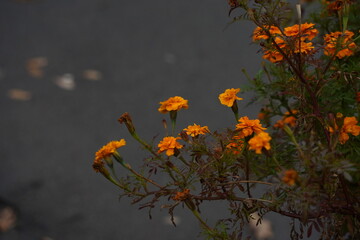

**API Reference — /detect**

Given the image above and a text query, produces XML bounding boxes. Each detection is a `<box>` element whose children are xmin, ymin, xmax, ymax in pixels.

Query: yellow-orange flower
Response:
<box><xmin>274</xmin><ymin>110</ymin><xmax>298</xmax><ymax>128</ymax></box>
<box><xmin>95</xmin><ymin>139</ymin><xmax>126</xmax><ymax>162</ymax></box>
<box><xmin>282</xmin><ymin>169</ymin><xmax>298</xmax><ymax>186</ymax></box>
<box><xmin>236</xmin><ymin>116</ymin><xmax>267</xmax><ymax>138</ymax></box>
<box><xmin>294</xmin><ymin>40</ymin><xmax>315</xmax><ymax>54</ymax></box>
<box><xmin>172</xmin><ymin>189</ymin><xmax>190</xmax><ymax>201</ymax></box>
<box><xmin>226</xmin><ymin>139</ymin><xmax>244</xmax><ymax>155</ymax></box>
<box><xmin>93</xmin><ymin>139</ymin><xmax>126</xmax><ymax>172</ymax></box>
<box><xmin>339</xmin><ymin>117</ymin><xmax>360</xmax><ymax>144</ymax></box>
<box><xmin>324</xmin><ymin>30</ymin><xmax>357</xmax><ymax>59</ymax></box>
<box><xmin>183</xmin><ymin>124</ymin><xmax>210</xmax><ymax>137</ymax></box>
<box><xmin>158</xmin><ymin>136</ymin><xmax>183</xmax><ymax>156</ymax></box>
<box><xmin>158</xmin><ymin>96</ymin><xmax>189</xmax><ymax>113</ymax></box>
<box><xmin>284</xmin><ymin>23</ymin><xmax>318</xmax><ymax>40</ymax></box>
<box><xmin>218</xmin><ymin>88</ymin><xmax>243</xmax><ymax>107</ymax></box>
<box><xmin>252</xmin><ymin>25</ymin><xmax>281</xmax><ymax>41</ymax></box>
<box><xmin>248</xmin><ymin>132</ymin><xmax>271</xmax><ymax>154</ymax></box>
<box><xmin>263</xmin><ymin>50</ymin><xmax>284</xmax><ymax>63</ymax></box>
<box><xmin>329</xmin><ymin>115</ymin><xmax>360</xmax><ymax>144</ymax></box>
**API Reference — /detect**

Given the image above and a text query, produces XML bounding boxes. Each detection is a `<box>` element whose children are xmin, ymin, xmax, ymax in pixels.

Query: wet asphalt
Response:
<box><xmin>0</xmin><ymin>0</ymin><xmax>284</xmax><ymax>239</ymax></box>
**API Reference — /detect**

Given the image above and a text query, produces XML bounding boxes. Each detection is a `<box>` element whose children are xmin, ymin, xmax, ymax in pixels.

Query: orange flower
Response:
<box><xmin>252</xmin><ymin>25</ymin><xmax>281</xmax><ymax>41</ymax></box>
<box><xmin>282</xmin><ymin>169</ymin><xmax>298</xmax><ymax>186</ymax></box>
<box><xmin>261</xmin><ymin>35</ymin><xmax>287</xmax><ymax>63</ymax></box>
<box><xmin>172</xmin><ymin>189</ymin><xmax>190</xmax><ymax>201</ymax></box>
<box><xmin>218</xmin><ymin>88</ymin><xmax>243</xmax><ymax>107</ymax></box>
<box><xmin>158</xmin><ymin>96</ymin><xmax>189</xmax><ymax>113</ymax></box>
<box><xmin>183</xmin><ymin>124</ymin><xmax>210</xmax><ymax>137</ymax></box>
<box><xmin>158</xmin><ymin>136</ymin><xmax>184</xmax><ymax>156</ymax></box>
<box><xmin>324</xmin><ymin>30</ymin><xmax>357</xmax><ymax>59</ymax></box>
<box><xmin>294</xmin><ymin>40</ymin><xmax>315</xmax><ymax>54</ymax></box>
<box><xmin>326</xmin><ymin>0</ymin><xmax>352</xmax><ymax>12</ymax></box>
<box><xmin>235</xmin><ymin>116</ymin><xmax>266</xmax><ymax>138</ymax></box>
<box><xmin>340</xmin><ymin>117</ymin><xmax>360</xmax><ymax>144</ymax></box>
<box><xmin>274</xmin><ymin>110</ymin><xmax>298</xmax><ymax>128</ymax></box>
<box><xmin>284</xmin><ymin>23</ymin><xmax>318</xmax><ymax>40</ymax></box>
<box><xmin>263</xmin><ymin>50</ymin><xmax>284</xmax><ymax>63</ymax></box>
<box><xmin>226</xmin><ymin>140</ymin><xmax>244</xmax><ymax>155</ymax></box>
<box><xmin>93</xmin><ymin>139</ymin><xmax>126</xmax><ymax>172</ymax></box>
<box><xmin>329</xmin><ymin>116</ymin><xmax>360</xmax><ymax>144</ymax></box>
<box><xmin>248</xmin><ymin>132</ymin><xmax>271</xmax><ymax>154</ymax></box>
<box><xmin>258</xmin><ymin>112</ymin><xmax>266</xmax><ymax>120</ymax></box>
<box><xmin>95</xmin><ymin>139</ymin><xmax>126</xmax><ymax>162</ymax></box>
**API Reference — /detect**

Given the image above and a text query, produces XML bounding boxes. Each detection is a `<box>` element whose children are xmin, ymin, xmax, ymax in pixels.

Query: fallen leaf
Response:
<box><xmin>26</xmin><ymin>57</ymin><xmax>48</xmax><ymax>78</ymax></box>
<box><xmin>0</xmin><ymin>207</ymin><xmax>17</xmax><ymax>232</ymax></box>
<box><xmin>83</xmin><ymin>69</ymin><xmax>102</xmax><ymax>81</ymax></box>
<box><xmin>7</xmin><ymin>89</ymin><xmax>32</xmax><ymax>101</ymax></box>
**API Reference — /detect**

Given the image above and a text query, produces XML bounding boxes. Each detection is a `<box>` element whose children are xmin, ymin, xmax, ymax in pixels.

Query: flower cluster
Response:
<box><xmin>234</xmin><ymin>116</ymin><xmax>271</xmax><ymax>154</ymax></box>
<box><xmin>324</xmin><ymin>30</ymin><xmax>357</xmax><ymax>59</ymax></box>
<box><xmin>92</xmin><ymin>1</ymin><xmax>360</xmax><ymax>238</ymax></box>
<box><xmin>253</xmin><ymin>23</ymin><xmax>318</xmax><ymax>63</ymax></box>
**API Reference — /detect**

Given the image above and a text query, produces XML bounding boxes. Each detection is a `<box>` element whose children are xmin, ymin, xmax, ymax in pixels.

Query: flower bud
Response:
<box><xmin>118</xmin><ymin>112</ymin><xmax>136</xmax><ymax>136</ymax></box>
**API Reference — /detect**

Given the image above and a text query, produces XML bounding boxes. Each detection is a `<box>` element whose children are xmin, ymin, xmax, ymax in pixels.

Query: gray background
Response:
<box><xmin>0</xmin><ymin>0</ymin><xmax>292</xmax><ymax>239</ymax></box>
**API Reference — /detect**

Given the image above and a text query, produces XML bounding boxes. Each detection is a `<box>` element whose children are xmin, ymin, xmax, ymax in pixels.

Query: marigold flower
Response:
<box><xmin>172</xmin><ymin>189</ymin><xmax>190</xmax><ymax>201</ymax></box>
<box><xmin>248</xmin><ymin>132</ymin><xmax>271</xmax><ymax>154</ymax></box>
<box><xmin>262</xmin><ymin>49</ymin><xmax>284</xmax><ymax>63</ymax></box>
<box><xmin>342</xmin><ymin>116</ymin><xmax>360</xmax><ymax>136</ymax></box>
<box><xmin>329</xmin><ymin>116</ymin><xmax>360</xmax><ymax>144</ymax></box>
<box><xmin>158</xmin><ymin>136</ymin><xmax>183</xmax><ymax>156</ymax></box>
<box><xmin>324</xmin><ymin>30</ymin><xmax>357</xmax><ymax>59</ymax></box>
<box><xmin>226</xmin><ymin>140</ymin><xmax>244</xmax><ymax>155</ymax></box>
<box><xmin>274</xmin><ymin>110</ymin><xmax>298</xmax><ymax>128</ymax></box>
<box><xmin>327</xmin><ymin>0</ymin><xmax>351</xmax><ymax>12</ymax></box>
<box><xmin>252</xmin><ymin>25</ymin><xmax>281</xmax><ymax>41</ymax></box>
<box><xmin>294</xmin><ymin>40</ymin><xmax>315</xmax><ymax>54</ymax></box>
<box><xmin>183</xmin><ymin>124</ymin><xmax>210</xmax><ymax>137</ymax></box>
<box><xmin>93</xmin><ymin>139</ymin><xmax>126</xmax><ymax>172</ymax></box>
<box><xmin>282</xmin><ymin>169</ymin><xmax>298</xmax><ymax>186</ymax></box>
<box><xmin>95</xmin><ymin>139</ymin><xmax>126</xmax><ymax>162</ymax></box>
<box><xmin>158</xmin><ymin>96</ymin><xmax>189</xmax><ymax>114</ymax></box>
<box><xmin>218</xmin><ymin>88</ymin><xmax>243</xmax><ymax>107</ymax></box>
<box><xmin>236</xmin><ymin>116</ymin><xmax>267</xmax><ymax>138</ymax></box>
<box><xmin>284</xmin><ymin>23</ymin><xmax>318</xmax><ymax>40</ymax></box>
